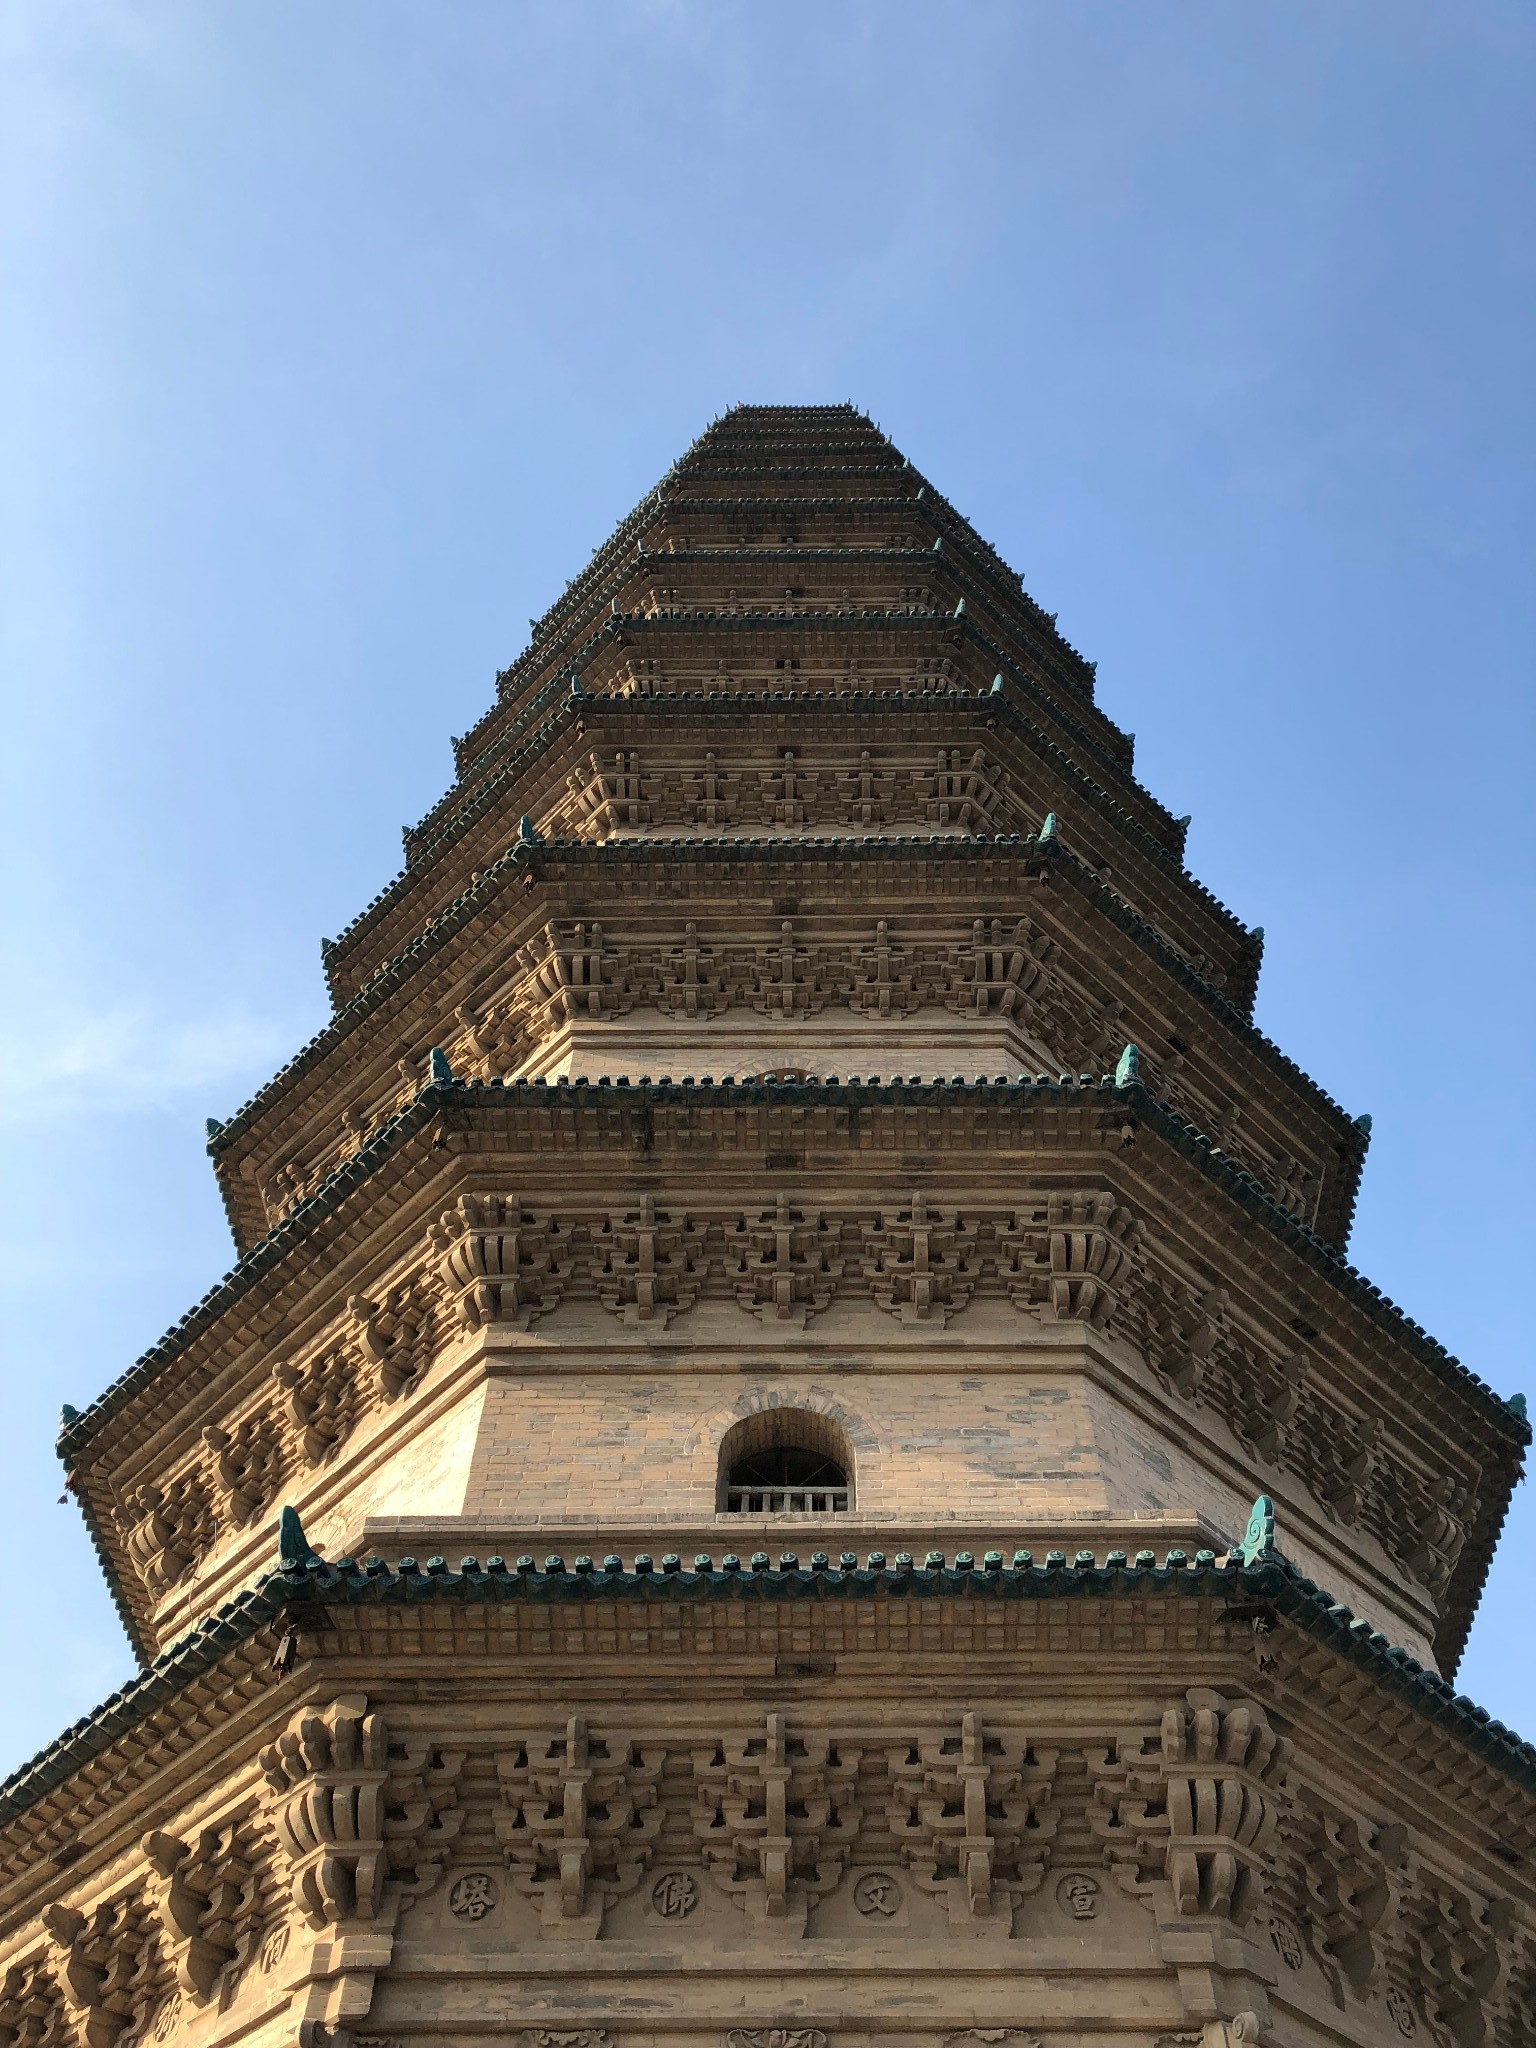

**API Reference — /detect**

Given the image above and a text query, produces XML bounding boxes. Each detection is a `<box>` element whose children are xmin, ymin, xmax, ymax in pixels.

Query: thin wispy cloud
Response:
<box><xmin>0</xmin><ymin>1002</ymin><xmax>298</xmax><ymax>1126</ymax></box>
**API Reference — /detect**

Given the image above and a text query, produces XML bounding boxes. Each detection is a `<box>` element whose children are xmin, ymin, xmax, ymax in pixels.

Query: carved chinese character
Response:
<box><xmin>447</xmin><ymin>1874</ymin><xmax>498</xmax><ymax>1921</ymax></box>
<box><xmin>1055</xmin><ymin>1873</ymin><xmax>1100</xmax><ymax>1920</ymax></box>
<box><xmin>853</xmin><ymin>1872</ymin><xmax>901</xmax><ymax>1917</ymax></box>
<box><xmin>1268</xmin><ymin>1913</ymin><xmax>1304</xmax><ymax>1971</ymax></box>
<box><xmin>1385</xmin><ymin>1986</ymin><xmax>1417</xmax><ymax>2036</ymax></box>
<box><xmin>650</xmin><ymin>1873</ymin><xmax>700</xmax><ymax>1919</ymax></box>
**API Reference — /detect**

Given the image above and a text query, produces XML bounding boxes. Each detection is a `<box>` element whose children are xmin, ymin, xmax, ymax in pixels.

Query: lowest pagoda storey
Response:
<box><xmin>5</xmin><ymin>409</ymin><xmax>1534</xmax><ymax>2048</ymax></box>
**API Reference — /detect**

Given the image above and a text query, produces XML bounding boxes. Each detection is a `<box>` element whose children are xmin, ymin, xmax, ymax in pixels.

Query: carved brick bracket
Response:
<box><xmin>887</xmin><ymin>1712</ymin><xmax>1058</xmax><ymax>1933</ymax></box>
<box><xmin>1130</xmin><ymin>1273</ymin><xmax>1228</xmax><ymax>1399</ymax></box>
<box><xmin>998</xmin><ymin>1190</ymin><xmax>1141</xmax><ymax>1330</ymax></box>
<box><xmin>694</xmin><ymin>1711</ymin><xmax>862</xmax><ymax>1932</ymax></box>
<box><xmin>273</xmin><ymin>1347</ymin><xmax>364</xmax><ymax>1467</ymax></box>
<box><xmin>200</xmin><ymin>1418</ymin><xmax>286</xmax><ymax>1527</ymax></box>
<box><xmin>944</xmin><ymin>916</ymin><xmax>1056</xmax><ymax>1019</ymax></box>
<box><xmin>1300</xmin><ymin>1802</ymin><xmax>1409</xmax><ymax>1998</ymax></box>
<box><xmin>590</xmin><ymin>1195</ymin><xmax>709</xmax><ymax>1327</ymax></box>
<box><xmin>260</xmin><ymin>1695</ymin><xmax>462</xmax><ymax>1932</ymax></box>
<box><xmin>730</xmin><ymin>1196</ymin><xmax>845</xmax><ymax>1329</ymax></box>
<box><xmin>496</xmin><ymin>1717</ymin><xmax>663</xmax><ymax>1937</ymax></box>
<box><xmin>749</xmin><ymin>922</ymin><xmax>827</xmax><ymax>1019</ymax></box>
<box><xmin>435</xmin><ymin>1194</ymin><xmax>570</xmax><ymax>1332</ymax></box>
<box><xmin>1091</xmin><ymin>1689</ymin><xmax>1288</xmax><ymax>1924</ymax></box>
<box><xmin>846</xmin><ymin>919</ymin><xmax>921</xmax><ymax>1017</ymax></box>
<box><xmin>0</xmin><ymin>1956</ymin><xmax>71</xmax><ymax>2048</ymax></box>
<box><xmin>140</xmin><ymin>1814</ymin><xmax>275</xmax><ymax>2005</ymax></box>
<box><xmin>261</xmin><ymin>1697</ymin><xmax>390</xmax><ymax>1929</ymax></box>
<box><xmin>860</xmin><ymin>1194</ymin><xmax>979</xmax><ymax>1326</ymax></box>
<box><xmin>1406</xmin><ymin>1875</ymin><xmax>1516</xmax><ymax>2048</ymax></box>
<box><xmin>659</xmin><ymin>922</ymin><xmax>729</xmax><ymax>1018</ymax></box>
<box><xmin>349</xmin><ymin>1275</ymin><xmax>444</xmax><ymax>1400</ymax></box>
<box><xmin>41</xmin><ymin>1896</ymin><xmax>172</xmax><ymax>2048</ymax></box>
<box><xmin>1235</xmin><ymin>1349</ymin><xmax>1307</xmax><ymax>1463</ymax></box>
<box><xmin>115</xmin><ymin>1484</ymin><xmax>207</xmax><ymax>1600</ymax></box>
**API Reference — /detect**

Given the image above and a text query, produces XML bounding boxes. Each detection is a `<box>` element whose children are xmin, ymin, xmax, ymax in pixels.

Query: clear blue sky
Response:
<box><xmin>1</xmin><ymin>2</ymin><xmax>1531</xmax><ymax>1776</ymax></box>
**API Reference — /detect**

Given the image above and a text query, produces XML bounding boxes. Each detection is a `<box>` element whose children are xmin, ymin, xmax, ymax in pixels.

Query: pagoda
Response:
<box><xmin>3</xmin><ymin>405</ymin><xmax>1532</xmax><ymax>2048</ymax></box>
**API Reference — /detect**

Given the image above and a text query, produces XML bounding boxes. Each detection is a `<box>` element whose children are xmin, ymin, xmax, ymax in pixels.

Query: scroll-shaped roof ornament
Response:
<box><xmin>1235</xmin><ymin>1494</ymin><xmax>1277</xmax><ymax>1567</ymax></box>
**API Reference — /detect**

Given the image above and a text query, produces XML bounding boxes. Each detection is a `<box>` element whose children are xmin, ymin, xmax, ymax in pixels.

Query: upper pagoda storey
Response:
<box><xmin>215</xmin><ymin>407</ymin><xmax>1360</xmax><ymax>1253</ymax></box>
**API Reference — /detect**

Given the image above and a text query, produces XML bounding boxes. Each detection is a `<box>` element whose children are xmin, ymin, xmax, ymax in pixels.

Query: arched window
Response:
<box><xmin>718</xmin><ymin>1410</ymin><xmax>852</xmax><ymax>1514</ymax></box>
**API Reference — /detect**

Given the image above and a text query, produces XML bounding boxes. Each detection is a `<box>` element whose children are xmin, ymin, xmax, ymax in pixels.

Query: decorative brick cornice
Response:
<box><xmin>4</xmin><ymin>1541</ymin><xmax>1535</xmax><ymax>1863</ymax></box>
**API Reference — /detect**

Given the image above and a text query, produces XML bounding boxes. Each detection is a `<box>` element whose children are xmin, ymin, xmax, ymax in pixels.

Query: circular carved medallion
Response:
<box><xmin>651</xmin><ymin>1872</ymin><xmax>700</xmax><ymax>1918</ymax></box>
<box><xmin>853</xmin><ymin>1871</ymin><xmax>902</xmax><ymax>1916</ymax></box>
<box><xmin>448</xmin><ymin>1872</ymin><xmax>499</xmax><ymax>1920</ymax></box>
<box><xmin>1055</xmin><ymin>1872</ymin><xmax>1100</xmax><ymax>1920</ymax></box>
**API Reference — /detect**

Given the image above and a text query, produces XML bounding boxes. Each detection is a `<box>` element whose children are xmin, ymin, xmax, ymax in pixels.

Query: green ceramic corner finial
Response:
<box><xmin>59</xmin><ymin>1403</ymin><xmax>80</xmax><ymax>1428</ymax></box>
<box><xmin>427</xmin><ymin>1047</ymin><xmax>454</xmax><ymax>1087</ymax></box>
<box><xmin>517</xmin><ymin>813</ymin><xmax>540</xmax><ymax>846</ymax></box>
<box><xmin>1508</xmin><ymin>1392</ymin><xmax>1528</xmax><ymax>1422</ymax></box>
<box><xmin>991</xmin><ymin>674</ymin><xmax>1005</xmax><ymax>694</ymax></box>
<box><xmin>204</xmin><ymin>1117</ymin><xmax>223</xmax><ymax>1141</ymax></box>
<box><xmin>953</xmin><ymin>598</ymin><xmax>966</xmax><ymax>619</ymax></box>
<box><xmin>1114</xmin><ymin>1044</ymin><xmax>1140</xmax><ymax>1087</ymax></box>
<box><xmin>1236</xmin><ymin>1495</ymin><xmax>1276</xmax><ymax>1566</ymax></box>
<box><xmin>278</xmin><ymin>1505</ymin><xmax>321</xmax><ymax>1571</ymax></box>
<box><xmin>568</xmin><ymin>674</ymin><xmax>586</xmax><ymax>700</ymax></box>
<box><xmin>1037</xmin><ymin>812</ymin><xmax>1058</xmax><ymax>844</ymax></box>
<box><xmin>1355</xmin><ymin>1113</ymin><xmax>1373</xmax><ymax>1136</ymax></box>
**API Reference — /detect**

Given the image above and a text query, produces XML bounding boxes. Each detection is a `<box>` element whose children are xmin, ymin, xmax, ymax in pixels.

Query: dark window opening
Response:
<box><xmin>717</xmin><ymin>1408</ymin><xmax>855</xmax><ymax>1515</ymax></box>
<box><xmin>729</xmin><ymin>1445</ymin><xmax>847</xmax><ymax>1492</ymax></box>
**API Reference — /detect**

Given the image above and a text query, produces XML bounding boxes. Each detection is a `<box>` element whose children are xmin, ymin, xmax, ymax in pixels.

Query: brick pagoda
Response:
<box><xmin>4</xmin><ymin>406</ymin><xmax>1532</xmax><ymax>2048</ymax></box>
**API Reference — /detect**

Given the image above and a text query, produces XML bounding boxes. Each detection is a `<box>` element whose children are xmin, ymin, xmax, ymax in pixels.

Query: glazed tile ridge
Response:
<box><xmin>4</xmin><ymin>1540</ymin><xmax>1535</xmax><ymax>1836</ymax></box>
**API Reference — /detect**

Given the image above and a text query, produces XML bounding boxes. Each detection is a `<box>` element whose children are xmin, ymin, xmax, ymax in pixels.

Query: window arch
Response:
<box><xmin>717</xmin><ymin>1409</ymin><xmax>853</xmax><ymax>1514</ymax></box>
